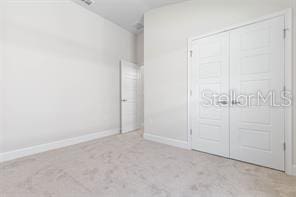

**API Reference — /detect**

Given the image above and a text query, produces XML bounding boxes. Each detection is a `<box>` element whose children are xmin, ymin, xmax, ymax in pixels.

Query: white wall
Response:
<box><xmin>136</xmin><ymin>31</ymin><xmax>144</xmax><ymax>65</ymax></box>
<box><xmin>0</xmin><ymin>0</ymin><xmax>4</xmax><ymax>153</ymax></box>
<box><xmin>138</xmin><ymin>66</ymin><xmax>144</xmax><ymax>127</ymax></box>
<box><xmin>0</xmin><ymin>0</ymin><xmax>136</xmax><ymax>153</ymax></box>
<box><xmin>136</xmin><ymin>32</ymin><xmax>144</xmax><ymax>127</ymax></box>
<box><xmin>293</xmin><ymin>0</ymin><xmax>296</xmax><ymax>168</ymax></box>
<box><xmin>144</xmin><ymin>0</ymin><xmax>296</xmax><ymax>165</ymax></box>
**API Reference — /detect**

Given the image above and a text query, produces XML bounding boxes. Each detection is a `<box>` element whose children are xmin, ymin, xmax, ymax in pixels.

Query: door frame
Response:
<box><xmin>187</xmin><ymin>9</ymin><xmax>293</xmax><ymax>175</ymax></box>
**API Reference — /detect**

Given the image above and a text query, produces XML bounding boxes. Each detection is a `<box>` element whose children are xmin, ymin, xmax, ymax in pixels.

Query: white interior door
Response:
<box><xmin>229</xmin><ymin>16</ymin><xmax>285</xmax><ymax>170</ymax></box>
<box><xmin>191</xmin><ymin>32</ymin><xmax>230</xmax><ymax>157</ymax></box>
<box><xmin>121</xmin><ymin>60</ymin><xmax>140</xmax><ymax>133</ymax></box>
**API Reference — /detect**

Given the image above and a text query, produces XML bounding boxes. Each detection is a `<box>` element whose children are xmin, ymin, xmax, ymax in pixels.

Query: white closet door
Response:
<box><xmin>229</xmin><ymin>16</ymin><xmax>285</xmax><ymax>170</ymax></box>
<box><xmin>191</xmin><ymin>33</ymin><xmax>230</xmax><ymax>157</ymax></box>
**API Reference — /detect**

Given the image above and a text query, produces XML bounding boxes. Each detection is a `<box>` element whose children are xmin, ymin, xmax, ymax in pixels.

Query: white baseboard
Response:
<box><xmin>0</xmin><ymin>128</ymin><xmax>120</xmax><ymax>163</ymax></box>
<box><xmin>144</xmin><ymin>133</ymin><xmax>190</xmax><ymax>150</ymax></box>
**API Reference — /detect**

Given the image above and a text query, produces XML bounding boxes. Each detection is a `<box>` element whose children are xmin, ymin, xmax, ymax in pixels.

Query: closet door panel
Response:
<box><xmin>191</xmin><ymin>33</ymin><xmax>230</xmax><ymax>157</ymax></box>
<box><xmin>229</xmin><ymin>16</ymin><xmax>285</xmax><ymax>170</ymax></box>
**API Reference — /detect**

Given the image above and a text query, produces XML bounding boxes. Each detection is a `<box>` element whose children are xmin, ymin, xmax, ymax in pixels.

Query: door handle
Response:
<box><xmin>217</xmin><ymin>101</ymin><xmax>228</xmax><ymax>105</ymax></box>
<box><xmin>232</xmin><ymin>100</ymin><xmax>241</xmax><ymax>105</ymax></box>
<box><xmin>121</xmin><ymin>99</ymin><xmax>128</xmax><ymax>102</ymax></box>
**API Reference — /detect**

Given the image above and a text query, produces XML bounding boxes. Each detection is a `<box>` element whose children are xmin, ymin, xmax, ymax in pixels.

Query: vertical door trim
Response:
<box><xmin>188</xmin><ymin>9</ymin><xmax>293</xmax><ymax>175</ymax></box>
<box><xmin>187</xmin><ymin>40</ymin><xmax>193</xmax><ymax>148</ymax></box>
<box><xmin>283</xmin><ymin>9</ymin><xmax>293</xmax><ymax>175</ymax></box>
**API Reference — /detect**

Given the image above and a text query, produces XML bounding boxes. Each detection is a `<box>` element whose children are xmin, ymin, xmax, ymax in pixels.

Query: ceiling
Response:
<box><xmin>72</xmin><ymin>0</ymin><xmax>188</xmax><ymax>34</ymax></box>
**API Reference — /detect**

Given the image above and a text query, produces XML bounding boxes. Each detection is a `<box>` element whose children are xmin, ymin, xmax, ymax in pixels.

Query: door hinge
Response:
<box><xmin>283</xmin><ymin>142</ymin><xmax>286</xmax><ymax>151</ymax></box>
<box><xmin>190</xmin><ymin>129</ymin><xmax>192</xmax><ymax>135</ymax></box>
<box><xmin>283</xmin><ymin>28</ymin><xmax>289</xmax><ymax>39</ymax></box>
<box><xmin>190</xmin><ymin>50</ymin><xmax>193</xmax><ymax>57</ymax></box>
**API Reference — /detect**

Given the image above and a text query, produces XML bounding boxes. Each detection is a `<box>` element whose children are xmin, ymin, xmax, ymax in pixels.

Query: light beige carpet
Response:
<box><xmin>0</xmin><ymin>131</ymin><xmax>296</xmax><ymax>197</ymax></box>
